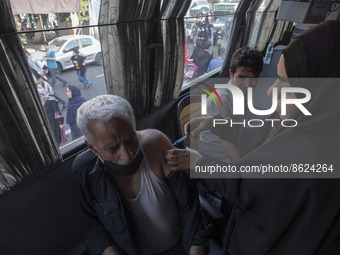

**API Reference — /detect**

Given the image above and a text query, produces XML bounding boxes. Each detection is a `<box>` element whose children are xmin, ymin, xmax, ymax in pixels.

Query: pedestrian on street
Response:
<box><xmin>36</xmin><ymin>80</ymin><xmax>67</xmax><ymax>111</ymax></box>
<box><xmin>36</xmin><ymin>81</ymin><xmax>65</xmax><ymax>145</ymax></box>
<box><xmin>24</xmin><ymin>49</ymin><xmax>48</xmax><ymax>82</ymax></box>
<box><xmin>70</xmin><ymin>49</ymin><xmax>92</xmax><ymax>89</ymax></box>
<box><xmin>66</xmin><ymin>85</ymin><xmax>86</xmax><ymax>141</ymax></box>
<box><xmin>42</xmin><ymin>42</ymin><xmax>67</xmax><ymax>89</ymax></box>
<box><xmin>25</xmin><ymin>50</ymin><xmax>66</xmax><ymax>110</ymax></box>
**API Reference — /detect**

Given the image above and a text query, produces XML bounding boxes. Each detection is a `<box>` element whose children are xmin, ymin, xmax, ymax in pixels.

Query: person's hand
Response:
<box><xmin>164</xmin><ymin>148</ymin><xmax>201</xmax><ymax>171</ymax></box>
<box><xmin>59</xmin><ymin>124</ymin><xmax>64</xmax><ymax>129</ymax></box>
<box><xmin>189</xmin><ymin>245</ymin><xmax>206</xmax><ymax>255</ymax></box>
<box><xmin>43</xmin><ymin>56</ymin><xmax>47</xmax><ymax>60</ymax></box>
<box><xmin>100</xmin><ymin>245</ymin><xmax>122</xmax><ymax>255</ymax></box>
<box><xmin>184</xmin><ymin>116</ymin><xmax>214</xmax><ymax>140</ymax></box>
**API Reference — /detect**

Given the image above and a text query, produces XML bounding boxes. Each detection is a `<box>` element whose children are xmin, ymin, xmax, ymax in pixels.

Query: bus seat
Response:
<box><xmin>274</xmin><ymin>30</ymin><xmax>293</xmax><ymax>47</ymax></box>
<box><xmin>0</xmin><ymin>152</ymin><xmax>88</xmax><ymax>255</ymax></box>
<box><xmin>177</xmin><ymin>95</ymin><xmax>202</xmax><ymax>149</ymax></box>
<box><xmin>137</xmin><ymin>97</ymin><xmax>183</xmax><ymax>144</ymax></box>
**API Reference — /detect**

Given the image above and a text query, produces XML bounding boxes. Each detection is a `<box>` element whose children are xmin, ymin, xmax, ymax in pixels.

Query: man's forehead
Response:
<box><xmin>234</xmin><ymin>66</ymin><xmax>258</xmax><ymax>77</ymax></box>
<box><xmin>91</xmin><ymin>117</ymin><xmax>129</xmax><ymax>127</ymax></box>
<box><xmin>89</xmin><ymin>118</ymin><xmax>135</xmax><ymax>145</ymax></box>
<box><xmin>89</xmin><ymin>117</ymin><xmax>135</xmax><ymax>134</ymax></box>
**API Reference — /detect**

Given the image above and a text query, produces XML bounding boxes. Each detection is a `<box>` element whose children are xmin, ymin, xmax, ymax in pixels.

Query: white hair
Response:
<box><xmin>77</xmin><ymin>95</ymin><xmax>136</xmax><ymax>145</ymax></box>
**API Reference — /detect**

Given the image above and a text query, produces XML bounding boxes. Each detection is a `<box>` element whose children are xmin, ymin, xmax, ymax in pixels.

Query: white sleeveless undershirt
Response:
<box><xmin>127</xmin><ymin>150</ymin><xmax>181</xmax><ymax>253</ymax></box>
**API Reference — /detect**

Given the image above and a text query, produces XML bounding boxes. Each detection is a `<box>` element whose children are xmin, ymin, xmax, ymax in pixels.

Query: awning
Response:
<box><xmin>10</xmin><ymin>0</ymin><xmax>80</xmax><ymax>14</ymax></box>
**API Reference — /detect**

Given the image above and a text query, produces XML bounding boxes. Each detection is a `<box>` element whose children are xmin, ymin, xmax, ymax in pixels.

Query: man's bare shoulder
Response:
<box><xmin>137</xmin><ymin>129</ymin><xmax>172</xmax><ymax>178</ymax></box>
<box><xmin>138</xmin><ymin>129</ymin><xmax>172</xmax><ymax>150</ymax></box>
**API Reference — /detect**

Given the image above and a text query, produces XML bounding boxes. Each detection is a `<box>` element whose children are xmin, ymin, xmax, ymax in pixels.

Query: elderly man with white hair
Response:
<box><xmin>72</xmin><ymin>95</ymin><xmax>209</xmax><ymax>255</ymax></box>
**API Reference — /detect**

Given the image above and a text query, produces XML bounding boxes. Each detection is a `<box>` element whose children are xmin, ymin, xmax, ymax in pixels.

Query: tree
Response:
<box><xmin>79</xmin><ymin>0</ymin><xmax>90</xmax><ymax>23</ymax></box>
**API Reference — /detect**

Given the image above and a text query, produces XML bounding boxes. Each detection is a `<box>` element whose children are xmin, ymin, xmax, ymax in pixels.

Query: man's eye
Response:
<box><xmin>236</xmin><ymin>77</ymin><xmax>246</xmax><ymax>81</ymax></box>
<box><xmin>105</xmin><ymin>145</ymin><xmax>119</xmax><ymax>152</ymax></box>
<box><xmin>126</xmin><ymin>136</ymin><xmax>136</xmax><ymax>144</ymax></box>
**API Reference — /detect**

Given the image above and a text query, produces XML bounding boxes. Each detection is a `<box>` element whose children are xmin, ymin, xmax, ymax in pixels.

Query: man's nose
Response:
<box><xmin>267</xmin><ymin>85</ymin><xmax>273</xmax><ymax>97</ymax></box>
<box><xmin>118</xmin><ymin>145</ymin><xmax>134</xmax><ymax>162</ymax></box>
<box><xmin>267</xmin><ymin>82</ymin><xmax>281</xmax><ymax>99</ymax></box>
<box><xmin>244</xmin><ymin>78</ymin><xmax>252</xmax><ymax>87</ymax></box>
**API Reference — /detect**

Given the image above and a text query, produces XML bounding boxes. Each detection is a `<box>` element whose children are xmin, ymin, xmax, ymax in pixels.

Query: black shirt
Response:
<box><xmin>70</xmin><ymin>54</ymin><xmax>87</xmax><ymax>76</ymax></box>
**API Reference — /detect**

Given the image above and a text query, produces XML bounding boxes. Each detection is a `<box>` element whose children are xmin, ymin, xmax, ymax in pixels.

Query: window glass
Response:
<box><xmin>183</xmin><ymin>1</ymin><xmax>239</xmax><ymax>88</ymax></box>
<box><xmin>80</xmin><ymin>38</ymin><xmax>93</xmax><ymax>48</ymax></box>
<box><xmin>249</xmin><ymin>0</ymin><xmax>271</xmax><ymax>47</ymax></box>
<box><xmin>13</xmin><ymin>0</ymin><xmax>103</xmax><ymax>151</ymax></box>
<box><xmin>13</xmin><ymin>2</ymin><xmax>105</xmax><ymax>152</ymax></box>
<box><xmin>64</xmin><ymin>39</ymin><xmax>80</xmax><ymax>52</ymax></box>
<box><xmin>49</xmin><ymin>38</ymin><xmax>67</xmax><ymax>52</ymax></box>
<box><xmin>21</xmin><ymin>29</ymin><xmax>105</xmax><ymax>150</ymax></box>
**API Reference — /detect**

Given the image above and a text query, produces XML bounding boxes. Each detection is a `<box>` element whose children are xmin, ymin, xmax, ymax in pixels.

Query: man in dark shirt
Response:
<box><xmin>196</xmin><ymin>41</ymin><xmax>213</xmax><ymax>77</ymax></box>
<box><xmin>73</xmin><ymin>95</ymin><xmax>209</xmax><ymax>255</ymax></box>
<box><xmin>70</xmin><ymin>49</ymin><xmax>93</xmax><ymax>89</ymax></box>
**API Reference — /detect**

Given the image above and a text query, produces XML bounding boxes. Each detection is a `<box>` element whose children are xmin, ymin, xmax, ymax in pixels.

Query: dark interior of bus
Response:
<box><xmin>1</xmin><ymin>0</ymin><xmax>339</xmax><ymax>254</ymax></box>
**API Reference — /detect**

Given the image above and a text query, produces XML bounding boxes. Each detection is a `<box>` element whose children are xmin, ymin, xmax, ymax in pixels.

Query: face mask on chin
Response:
<box><xmin>97</xmin><ymin>147</ymin><xmax>143</xmax><ymax>177</ymax></box>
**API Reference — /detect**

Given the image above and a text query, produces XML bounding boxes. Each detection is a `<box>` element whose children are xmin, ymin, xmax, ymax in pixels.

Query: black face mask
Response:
<box><xmin>98</xmin><ymin>148</ymin><xmax>144</xmax><ymax>177</ymax></box>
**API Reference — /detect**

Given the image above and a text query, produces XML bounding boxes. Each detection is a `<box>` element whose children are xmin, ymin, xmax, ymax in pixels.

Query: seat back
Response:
<box><xmin>177</xmin><ymin>95</ymin><xmax>202</xmax><ymax>149</ymax></box>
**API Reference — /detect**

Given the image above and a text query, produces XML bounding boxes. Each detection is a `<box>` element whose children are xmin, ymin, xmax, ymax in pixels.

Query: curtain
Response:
<box><xmin>0</xmin><ymin>0</ymin><xmax>62</xmax><ymax>195</ymax></box>
<box><xmin>248</xmin><ymin>0</ymin><xmax>282</xmax><ymax>51</ymax></box>
<box><xmin>99</xmin><ymin>0</ymin><xmax>191</xmax><ymax>119</ymax></box>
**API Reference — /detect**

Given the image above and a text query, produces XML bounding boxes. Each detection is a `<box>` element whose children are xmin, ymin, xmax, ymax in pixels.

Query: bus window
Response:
<box><xmin>213</xmin><ymin>2</ymin><xmax>238</xmax><ymax>16</ymax></box>
<box><xmin>249</xmin><ymin>0</ymin><xmax>271</xmax><ymax>48</ymax></box>
<box><xmin>14</xmin><ymin>4</ymin><xmax>105</xmax><ymax>152</ymax></box>
<box><xmin>183</xmin><ymin>1</ymin><xmax>239</xmax><ymax>87</ymax></box>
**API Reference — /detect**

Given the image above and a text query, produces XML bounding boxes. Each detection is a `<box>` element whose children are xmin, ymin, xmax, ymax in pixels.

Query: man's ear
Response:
<box><xmin>85</xmin><ymin>140</ymin><xmax>97</xmax><ymax>156</ymax></box>
<box><xmin>229</xmin><ymin>69</ymin><xmax>233</xmax><ymax>78</ymax></box>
